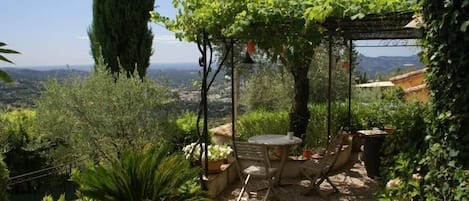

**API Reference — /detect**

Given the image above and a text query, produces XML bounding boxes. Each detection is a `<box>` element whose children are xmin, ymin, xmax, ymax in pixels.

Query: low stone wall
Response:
<box><xmin>204</xmin><ymin>160</ymin><xmax>238</xmax><ymax>198</ymax></box>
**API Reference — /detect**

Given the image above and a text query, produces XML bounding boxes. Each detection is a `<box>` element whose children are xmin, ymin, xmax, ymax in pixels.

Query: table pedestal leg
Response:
<box><xmin>274</xmin><ymin>145</ymin><xmax>290</xmax><ymax>186</ymax></box>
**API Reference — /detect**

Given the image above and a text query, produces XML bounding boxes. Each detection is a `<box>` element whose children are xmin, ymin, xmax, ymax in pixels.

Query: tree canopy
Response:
<box><xmin>157</xmin><ymin>0</ymin><xmax>419</xmax><ymax>58</ymax></box>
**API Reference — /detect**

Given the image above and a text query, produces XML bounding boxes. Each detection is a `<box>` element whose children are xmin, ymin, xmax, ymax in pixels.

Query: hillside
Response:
<box><xmin>0</xmin><ymin>67</ymin><xmax>220</xmax><ymax>109</ymax></box>
<box><xmin>356</xmin><ymin>54</ymin><xmax>424</xmax><ymax>79</ymax></box>
<box><xmin>0</xmin><ymin>55</ymin><xmax>423</xmax><ymax>109</ymax></box>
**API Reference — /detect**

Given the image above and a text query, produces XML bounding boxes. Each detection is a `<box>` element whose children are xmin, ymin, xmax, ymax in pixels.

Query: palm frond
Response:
<box><xmin>73</xmin><ymin>145</ymin><xmax>209</xmax><ymax>201</ymax></box>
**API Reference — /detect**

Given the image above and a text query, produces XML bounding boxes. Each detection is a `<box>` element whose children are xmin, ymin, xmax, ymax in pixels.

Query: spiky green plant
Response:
<box><xmin>72</xmin><ymin>145</ymin><xmax>209</xmax><ymax>201</ymax></box>
<box><xmin>0</xmin><ymin>42</ymin><xmax>18</xmax><ymax>83</ymax></box>
<box><xmin>41</xmin><ymin>194</ymin><xmax>65</xmax><ymax>201</ymax></box>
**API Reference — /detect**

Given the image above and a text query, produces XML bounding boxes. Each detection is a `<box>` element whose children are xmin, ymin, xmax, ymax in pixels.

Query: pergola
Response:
<box><xmin>322</xmin><ymin>11</ymin><xmax>423</xmax><ymax>142</ymax></box>
<box><xmin>195</xmin><ymin>11</ymin><xmax>423</xmax><ymax>179</ymax></box>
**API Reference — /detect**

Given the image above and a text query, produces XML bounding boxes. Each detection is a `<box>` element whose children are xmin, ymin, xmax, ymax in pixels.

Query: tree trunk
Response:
<box><xmin>289</xmin><ymin>60</ymin><xmax>311</xmax><ymax>140</ymax></box>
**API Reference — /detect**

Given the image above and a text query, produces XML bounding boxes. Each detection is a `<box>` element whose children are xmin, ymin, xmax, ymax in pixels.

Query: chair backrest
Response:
<box><xmin>233</xmin><ymin>142</ymin><xmax>271</xmax><ymax>171</ymax></box>
<box><xmin>322</xmin><ymin>133</ymin><xmax>347</xmax><ymax>166</ymax></box>
<box><xmin>322</xmin><ymin>132</ymin><xmax>352</xmax><ymax>172</ymax></box>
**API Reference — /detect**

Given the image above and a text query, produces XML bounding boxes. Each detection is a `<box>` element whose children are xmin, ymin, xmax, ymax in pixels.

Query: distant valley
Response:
<box><xmin>0</xmin><ymin>55</ymin><xmax>424</xmax><ymax>109</ymax></box>
<box><xmin>0</xmin><ymin>64</ymin><xmax>223</xmax><ymax>110</ymax></box>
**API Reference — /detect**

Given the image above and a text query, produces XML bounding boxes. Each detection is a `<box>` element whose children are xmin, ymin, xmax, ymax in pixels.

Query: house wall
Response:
<box><xmin>405</xmin><ymin>87</ymin><xmax>429</xmax><ymax>103</ymax></box>
<box><xmin>392</xmin><ymin>72</ymin><xmax>425</xmax><ymax>89</ymax></box>
<box><xmin>390</xmin><ymin>69</ymin><xmax>428</xmax><ymax>103</ymax></box>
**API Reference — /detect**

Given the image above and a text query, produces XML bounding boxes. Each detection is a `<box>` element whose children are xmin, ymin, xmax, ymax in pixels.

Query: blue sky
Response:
<box><xmin>0</xmin><ymin>1</ymin><xmax>420</xmax><ymax>68</ymax></box>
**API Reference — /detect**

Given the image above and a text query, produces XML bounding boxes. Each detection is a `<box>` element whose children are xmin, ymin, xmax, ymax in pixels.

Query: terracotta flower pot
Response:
<box><xmin>204</xmin><ymin>159</ymin><xmax>224</xmax><ymax>173</ymax></box>
<box><xmin>303</xmin><ymin>150</ymin><xmax>311</xmax><ymax>159</ymax></box>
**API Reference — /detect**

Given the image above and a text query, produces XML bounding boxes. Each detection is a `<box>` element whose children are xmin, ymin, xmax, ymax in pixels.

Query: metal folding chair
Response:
<box><xmin>300</xmin><ymin>133</ymin><xmax>351</xmax><ymax>195</ymax></box>
<box><xmin>233</xmin><ymin>141</ymin><xmax>278</xmax><ymax>201</ymax></box>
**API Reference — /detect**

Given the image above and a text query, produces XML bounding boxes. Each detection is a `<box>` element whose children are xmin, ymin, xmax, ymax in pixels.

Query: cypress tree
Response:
<box><xmin>89</xmin><ymin>0</ymin><xmax>154</xmax><ymax>78</ymax></box>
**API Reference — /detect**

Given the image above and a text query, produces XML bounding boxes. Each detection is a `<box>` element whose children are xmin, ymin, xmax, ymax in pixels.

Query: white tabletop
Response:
<box><xmin>357</xmin><ymin>129</ymin><xmax>388</xmax><ymax>136</ymax></box>
<box><xmin>248</xmin><ymin>134</ymin><xmax>303</xmax><ymax>146</ymax></box>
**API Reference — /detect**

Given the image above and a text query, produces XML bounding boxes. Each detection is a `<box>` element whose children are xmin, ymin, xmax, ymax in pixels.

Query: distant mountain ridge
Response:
<box><xmin>1</xmin><ymin>62</ymin><xmax>200</xmax><ymax>72</ymax></box>
<box><xmin>1</xmin><ymin>55</ymin><xmax>424</xmax><ymax>80</ymax></box>
<box><xmin>356</xmin><ymin>54</ymin><xmax>424</xmax><ymax>79</ymax></box>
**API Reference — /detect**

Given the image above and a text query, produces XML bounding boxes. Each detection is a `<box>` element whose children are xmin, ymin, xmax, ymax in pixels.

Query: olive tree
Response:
<box><xmin>34</xmin><ymin>60</ymin><xmax>177</xmax><ymax>162</ymax></box>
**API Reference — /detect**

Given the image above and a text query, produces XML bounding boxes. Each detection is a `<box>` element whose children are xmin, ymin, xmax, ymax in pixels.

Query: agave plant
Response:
<box><xmin>72</xmin><ymin>145</ymin><xmax>209</xmax><ymax>201</ymax></box>
<box><xmin>0</xmin><ymin>42</ymin><xmax>19</xmax><ymax>83</ymax></box>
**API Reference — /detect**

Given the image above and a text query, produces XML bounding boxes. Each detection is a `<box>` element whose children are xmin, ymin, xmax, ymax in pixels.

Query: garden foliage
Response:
<box><xmin>0</xmin><ymin>154</ymin><xmax>8</xmax><ymax>201</ymax></box>
<box><xmin>237</xmin><ymin>98</ymin><xmax>403</xmax><ymax>149</ymax></box>
<box><xmin>0</xmin><ymin>109</ymin><xmax>50</xmax><ymax>192</ymax></box>
<box><xmin>420</xmin><ymin>0</ymin><xmax>469</xmax><ymax>199</ymax></box>
<box><xmin>237</xmin><ymin>109</ymin><xmax>289</xmax><ymax>141</ymax></box>
<box><xmin>34</xmin><ymin>62</ymin><xmax>176</xmax><ymax>163</ymax></box>
<box><xmin>0</xmin><ymin>42</ymin><xmax>18</xmax><ymax>83</ymax></box>
<box><xmin>41</xmin><ymin>194</ymin><xmax>65</xmax><ymax>201</ymax></box>
<box><xmin>165</xmin><ymin>111</ymin><xmax>200</xmax><ymax>153</ymax></box>
<box><xmin>378</xmin><ymin>102</ymin><xmax>428</xmax><ymax>200</ymax></box>
<box><xmin>72</xmin><ymin>145</ymin><xmax>209</xmax><ymax>201</ymax></box>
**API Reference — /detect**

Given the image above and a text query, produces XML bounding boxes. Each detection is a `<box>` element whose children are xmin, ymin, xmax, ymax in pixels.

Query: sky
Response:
<box><xmin>0</xmin><ymin>1</ymin><xmax>420</xmax><ymax>68</ymax></box>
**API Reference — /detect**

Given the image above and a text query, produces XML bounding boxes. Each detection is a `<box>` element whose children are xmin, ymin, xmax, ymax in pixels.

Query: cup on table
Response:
<box><xmin>287</xmin><ymin>131</ymin><xmax>294</xmax><ymax>140</ymax></box>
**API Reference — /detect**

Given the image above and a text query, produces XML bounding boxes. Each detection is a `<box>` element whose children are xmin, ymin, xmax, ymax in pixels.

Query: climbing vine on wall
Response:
<box><xmin>421</xmin><ymin>0</ymin><xmax>469</xmax><ymax>200</ymax></box>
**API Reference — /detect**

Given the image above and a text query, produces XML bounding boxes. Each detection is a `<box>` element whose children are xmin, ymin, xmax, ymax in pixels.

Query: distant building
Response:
<box><xmin>389</xmin><ymin>68</ymin><xmax>428</xmax><ymax>103</ymax></box>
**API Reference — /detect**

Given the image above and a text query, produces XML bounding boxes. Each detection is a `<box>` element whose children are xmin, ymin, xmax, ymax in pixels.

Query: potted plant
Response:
<box><xmin>303</xmin><ymin>147</ymin><xmax>312</xmax><ymax>159</ymax></box>
<box><xmin>182</xmin><ymin>143</ymin><xmax>233</xmax><ymax>173</ymax></box>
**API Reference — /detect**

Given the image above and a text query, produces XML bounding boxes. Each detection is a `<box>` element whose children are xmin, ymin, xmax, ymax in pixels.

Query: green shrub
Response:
<box><xmin>421</xmin><ymin>1</ymin><xmax>469</xmax><ymax>199</ymax></box>
<box><xmin>164</xmin><ymin>111</ymin><xmax>200</xmax><ymax>152</ymax></box>
<box><xmin>0</xmin><ymin>154</ymin><xmax>8</xmax><ymax>201</ymax></box>
<box><xmin>237</xmin><ymin>109</ymin><xmax>289</xmax><ymax>140</ymax></box>
<box><xmin>72</xmin><ymin>145</ymin><xmax>209</xmax><ymax>201</ymax></box>
<box><xmin>0</xmin><ymin>109</ymin><xmax>50</xmax><ymax>192</ymax></box>
<box><xmin>305</xmin><ymin>101</ymin><xmax>375</xmax><ymax>148</ymax></box>
<box><xmin>378</xmin><ymin>102</ymin><xmax>429</xmax><ymax>200</ymax></box>
<box><xmin>34</xmin><ymin>62</ymin><xmax>177</xmax><ymax>162</ymax></box>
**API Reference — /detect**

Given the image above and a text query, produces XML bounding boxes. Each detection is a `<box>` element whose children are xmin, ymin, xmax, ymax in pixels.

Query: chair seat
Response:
<box><xmin>243</xmin><ymin>165</ymin><xmax>278</xmax><ymax>177</ymax></box>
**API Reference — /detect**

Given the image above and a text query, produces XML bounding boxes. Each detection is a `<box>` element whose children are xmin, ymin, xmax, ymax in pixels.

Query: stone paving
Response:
<box><xmin>214</xmin><ymin>153</ymin><xmax>381</xmax><ymax>201</ymax></box>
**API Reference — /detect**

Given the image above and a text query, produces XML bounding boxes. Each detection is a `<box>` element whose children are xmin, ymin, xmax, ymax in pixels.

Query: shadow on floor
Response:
<box><xmin>214</xmin><ymin>153</ymin><xmax>382</xmax><ymax>201</ymax></box>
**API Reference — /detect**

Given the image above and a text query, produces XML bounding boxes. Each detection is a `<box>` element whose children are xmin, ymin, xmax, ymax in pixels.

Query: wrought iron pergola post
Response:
<box><xmin>348</xmin><ymin>39</ymin><xmax>353</xmax><ymax>133</ymax></box>
<box><xmin>327</xmin><ymin>35</ymin><xmax>333</xmax><ymax>146</ymax></box>
<box><xmin>195</xmin><ymin>29</ymin><xmax>235</xmax><ymax>189</ymax></box>
<box><xmin>230</xmin><ymin>39</ymin><xmax>236</xmax><ymax>145</ymax></box>
<box><xmin>196</xmin><ymin>29</ymin><xmax>210</xmax><ymax>185</ymax></box>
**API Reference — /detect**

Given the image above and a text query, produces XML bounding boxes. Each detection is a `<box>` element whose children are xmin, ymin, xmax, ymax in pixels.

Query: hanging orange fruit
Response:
<box><xmin>342</xmin><ymin>61</ymin><xmax>350</xmax><ymax>70</ymax></box>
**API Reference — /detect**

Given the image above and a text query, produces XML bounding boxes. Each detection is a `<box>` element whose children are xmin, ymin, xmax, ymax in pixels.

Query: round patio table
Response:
<box><xmin>248</xmin><ymin>134</ymin><xmax>302</xmax><ymax>186</ymax></box>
